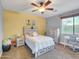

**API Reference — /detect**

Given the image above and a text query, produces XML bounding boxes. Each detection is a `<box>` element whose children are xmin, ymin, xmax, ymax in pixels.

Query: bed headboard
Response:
<box><xmin>23</xmin><ymin>27</ymin><xmax>37</xmax><ymax>35</ymax></box>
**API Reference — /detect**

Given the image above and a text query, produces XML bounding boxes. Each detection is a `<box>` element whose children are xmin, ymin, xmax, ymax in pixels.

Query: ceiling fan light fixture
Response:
<box><xmin>38</xmin><ymin>7</ymin><xmax>45</xmax><ymax>12</ymax></box>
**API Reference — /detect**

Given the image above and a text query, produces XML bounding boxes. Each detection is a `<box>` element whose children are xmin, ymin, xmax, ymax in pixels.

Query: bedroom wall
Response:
<box><xmin>0</xmin><ymin>1</ymin><xmax>3</xmax><ymax>57</ymax></box>
<box><xmin>46</xmin><ymin>16</ymin><xmax>61</xmax><ymax>43</ymax></box>
<box><xmin>4</xmin><ymin>10</ymin><xmax>46</xmax><ymax>38</ymax></box>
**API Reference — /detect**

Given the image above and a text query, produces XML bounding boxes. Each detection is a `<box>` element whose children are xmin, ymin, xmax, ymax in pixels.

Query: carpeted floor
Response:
<box><xmin>1</xmin><ymin>44</ymin><xmax>79</xmax><ymax>59</ymax></box>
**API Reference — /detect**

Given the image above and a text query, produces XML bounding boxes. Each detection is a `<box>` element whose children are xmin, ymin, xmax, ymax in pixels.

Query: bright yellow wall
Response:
<box><xmin>4</xmin><ymin>10</ymin><xmax>46</xmax><ymax>38</ymax></box>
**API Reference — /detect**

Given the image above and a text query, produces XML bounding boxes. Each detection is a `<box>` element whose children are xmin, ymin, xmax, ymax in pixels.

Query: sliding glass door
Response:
<box><xmin>61</xmin><ymin>16</ymin><xmax>79</xmax><ymax>35</ymax></box>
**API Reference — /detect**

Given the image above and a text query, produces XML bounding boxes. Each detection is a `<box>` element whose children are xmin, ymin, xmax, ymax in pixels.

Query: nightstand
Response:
<box><xmin>16</xmin><ymin>38</ymin><xmax>24</xmax><ymax>47</ymax></box>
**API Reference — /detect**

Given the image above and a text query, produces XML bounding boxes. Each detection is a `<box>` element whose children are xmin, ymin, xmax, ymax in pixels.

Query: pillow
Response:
<box><xmin>25</xmin><ymin>34</ymin><xmax>30</xmax><ymax>38</ymax></box>
<box><xmin>32</xmin><ymin>32</ymin><xmax>38</xmax><ymax>36</ymax></box>
<box><xmin>25</xmin><ymin>31</ymin><xmax>38</xmax><ymax>37</ymax></box>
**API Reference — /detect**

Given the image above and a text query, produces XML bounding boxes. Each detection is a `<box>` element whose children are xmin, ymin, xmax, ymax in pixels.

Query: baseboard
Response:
<box><xmin>0</xmin><ymin>51</ymin><xmax>2</xmax><ymax>58</ymax></box>
<box><xmin>59</xmin><ymin>42</ymin><xmax>71</xmax><ymax>47</ymax></box>
<box><xmin>59</xmin><ymin>42</ymin><xmax>68</xmax><ymax>45</ymax></box>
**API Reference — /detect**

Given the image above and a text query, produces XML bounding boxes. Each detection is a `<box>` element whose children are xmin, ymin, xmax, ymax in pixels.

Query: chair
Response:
<box><xmin>68</xmin><ymin>35</ymin><xmax>79</xmax><ymax>51</ymax></box>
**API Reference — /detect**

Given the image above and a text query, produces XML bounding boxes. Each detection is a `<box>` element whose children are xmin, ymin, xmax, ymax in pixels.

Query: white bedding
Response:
<box><xmin>25</xmin><ymin>35</ymin><xmax>55</xmax><ymax>54</ymax></box>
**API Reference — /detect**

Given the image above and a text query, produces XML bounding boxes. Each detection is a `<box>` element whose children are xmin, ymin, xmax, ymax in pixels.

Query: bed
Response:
<box><xmin>23</xmin><ymin>28</ymin><xmax>55</xmax><ymax>57</ymax></box>
<box><xmin>24</xmin><ymin>34</ymin><xmax>55</xmax><ymax>58</ymax></box>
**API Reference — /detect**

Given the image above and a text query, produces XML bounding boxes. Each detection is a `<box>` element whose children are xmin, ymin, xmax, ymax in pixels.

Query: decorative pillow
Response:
<box><xmin>25</xmin><ymin>33</ymin><xmax>30</xmax><ymax>37</ymax></box>
<box><xmin>32</xmin><ymin>32</ymin><xmax>38</xmax><ymax>36</ymax></box>
<box><xmin>25</xmin><ymin>31</ymin><xmax>38</xmax><ymax>37</ymax></box>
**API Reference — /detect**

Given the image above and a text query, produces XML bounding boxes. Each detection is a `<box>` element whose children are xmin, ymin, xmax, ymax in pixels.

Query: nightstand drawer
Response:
<box><xmin>16</xmin><ymin>38</ymin><xmax>24</xmax><ymax>47</ymax></box>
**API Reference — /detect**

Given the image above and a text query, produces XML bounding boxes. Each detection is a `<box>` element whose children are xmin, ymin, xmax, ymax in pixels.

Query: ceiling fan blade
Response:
<box><xmin>40</xmin><ymin>2</ymin><xmax>44</xmax><ymax>6</ymax></box>
<box><xmin>32</xmin><ymin>9</ymin><xmax>38</xmax><ymax>12</ymax></box>
<box><xmin>46</xmin><ymin>8</ymin><xmax>54</xmax><ymax>10</ymax></box>
<box><xmin>31</xmin><ymin>3</ymin><xmax>39</xmax><ymax>7</ymax></box>
<box><xmin>44</xmin><ymin>0</ymin><xmax>52</xmax><ymax>7</ymax></box>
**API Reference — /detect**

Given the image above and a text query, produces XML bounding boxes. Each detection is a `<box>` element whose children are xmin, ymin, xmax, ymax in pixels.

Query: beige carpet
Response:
<box><xmin>1</xmin><ymin>45</ymin><xmax>79</xmax><ymax>59</ymax></box>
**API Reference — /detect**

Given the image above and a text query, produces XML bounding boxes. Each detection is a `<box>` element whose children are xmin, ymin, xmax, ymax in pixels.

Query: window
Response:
<box><xmin>62</xmin><ymin>17</ymin><xmax>73</xmax><ymax>34</ymax></box>
<box><xmin>61</xmin><ymin>16</ymin><xmax>79</xmax><ymax>35</ymax></box>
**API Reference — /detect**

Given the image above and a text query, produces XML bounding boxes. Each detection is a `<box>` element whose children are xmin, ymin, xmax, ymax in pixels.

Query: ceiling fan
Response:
<box><xmin>31</xmin><ymin>0</ymin><xmax>54</xmax><ymax>14</ymax></box>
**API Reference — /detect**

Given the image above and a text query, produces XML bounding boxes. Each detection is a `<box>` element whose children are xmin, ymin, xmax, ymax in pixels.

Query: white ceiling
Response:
<box><xmin>1</xmin><ymin>0</ymin><xmax>79</xmax><ymax>18</ymax></box>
